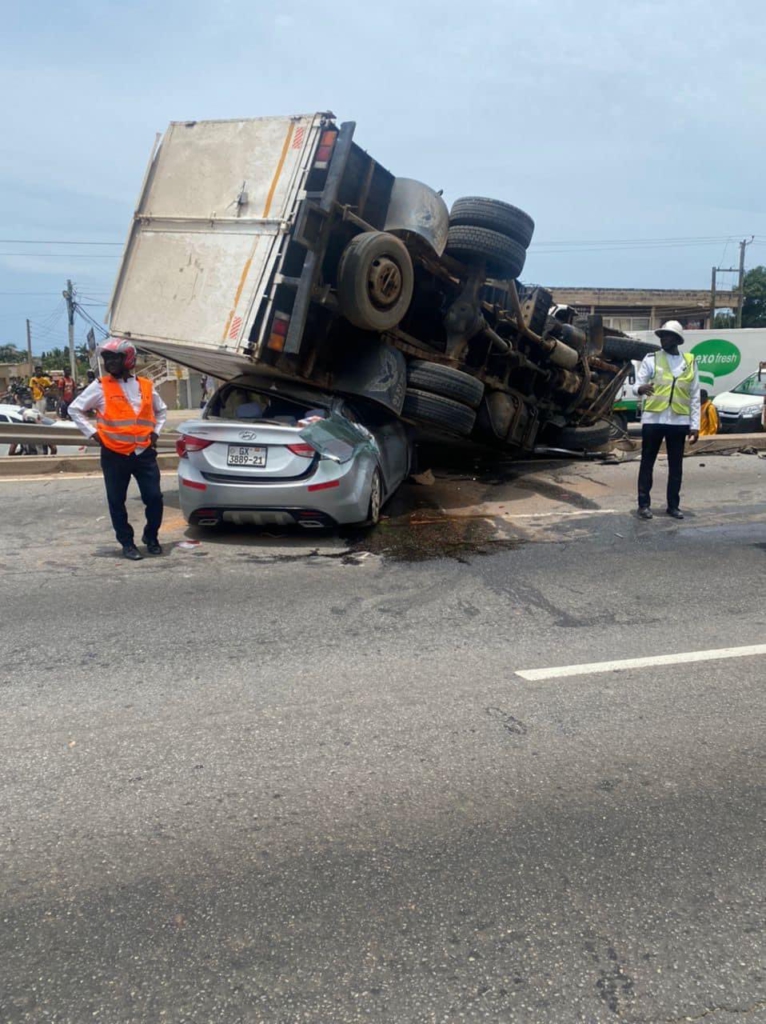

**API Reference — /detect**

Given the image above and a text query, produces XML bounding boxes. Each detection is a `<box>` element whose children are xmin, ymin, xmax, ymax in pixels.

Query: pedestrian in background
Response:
<box><xmin>68</xmin><ymin>339</ymin><xmax>167</xmax><ymax>561</ymax></box>
<box><xmin>29</xmin><ymin>366</ymin><xmax>52</xmax><ymax>415</ymax></box>
<box><xmin>57</xmin><ymin>367</ymin><xmax>76</xmax><ymax>419</ymax></box>
<box><xmin>698</xmin><ymin>389</ymin><xmax>719</xmax><ymax>437</ymax></box>
<box><xmin>635</xmin><ymin>320</ymin><xmax>700</xmax><ymax>520</ymax></box>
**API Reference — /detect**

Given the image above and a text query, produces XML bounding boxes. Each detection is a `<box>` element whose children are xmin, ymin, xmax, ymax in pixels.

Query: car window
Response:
<box><xmin>207</xmin><ymin>385</ymin><xmax>328</xmax><ymax>425</ymax></box>
<box><xmin>732</xmin><ymin>374</ymin><xmax>766</xmax><ymax>397</ymax></box>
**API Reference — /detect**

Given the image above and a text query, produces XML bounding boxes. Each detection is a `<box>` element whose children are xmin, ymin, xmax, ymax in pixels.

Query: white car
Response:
<box><xmin>713</xmin><ymin>372</ymin><xmax>766</xmax><ymax>433</ymax></box>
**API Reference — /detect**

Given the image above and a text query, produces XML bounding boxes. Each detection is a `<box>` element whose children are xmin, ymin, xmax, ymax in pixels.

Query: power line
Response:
<box><xmin>0</xmin><ymin>239</ymin><xmax>122</xmax><ymax>245</ymax></box>
<box><xmin>0</xmin><ymin>253</ymin><xmax>120</xmax><ymax>258</ymax></box>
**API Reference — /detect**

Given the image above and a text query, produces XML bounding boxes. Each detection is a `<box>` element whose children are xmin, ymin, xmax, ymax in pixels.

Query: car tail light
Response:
<box><xmin>313</xmin><ymin>130</ymin><xmax>337</xmax><ymax>170</ymax></box>
<box><xmin>176</xmin><ymin>434</ymin><xmax>214</xmax><ymax>458</ymax></box>
<box><xmin>267</xmin><ymin>311</ymin><xmax>291</xmax><ymax>352</ymax></box>
<box><xmin>308</xmin><ymin>479</ymin><xmax>340</xmax><ymax>492</ymax></box>
<box><xmin>287</xmin><ymin>442</ymin><xmax>315</xmax><ymax>458</ymax></box>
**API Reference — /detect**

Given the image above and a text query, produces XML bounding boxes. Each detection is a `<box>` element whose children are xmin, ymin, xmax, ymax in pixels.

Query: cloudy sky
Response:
<box><xmin>2</xmin><ymin>0</ymin><xmax>765</xmax><ymax>355</ymax></box>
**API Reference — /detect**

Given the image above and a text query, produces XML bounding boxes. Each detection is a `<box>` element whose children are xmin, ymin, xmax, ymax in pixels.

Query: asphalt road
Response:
<box><xmin>1</xmin><ymin>451</ymin><xmax>765</xmax><ymax>1023</ymax></box>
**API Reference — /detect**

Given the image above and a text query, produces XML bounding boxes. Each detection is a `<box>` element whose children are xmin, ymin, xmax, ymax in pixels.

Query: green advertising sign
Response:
<box><xmin>691</xmin><ymin>338</ymin><xmax>741</xmax><ymax>386</ymax></box>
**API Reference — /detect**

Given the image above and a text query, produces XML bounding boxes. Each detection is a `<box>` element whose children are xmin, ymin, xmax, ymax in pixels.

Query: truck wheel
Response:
<box><xmin>445</xmin><ymin>226</ymin><xmax>526</xmax><ymax>279</ymax></box>
<box><xmin>406</xmin><ymin>361</ymin><xmax>485</xmax><ymax>409</ymax></box>
<box><xmin>552</xmin><ymin>420</ymin><xmax>613</xmax><ymax>450</ymax></box>
<box><xmin>402</xmin><ymin>389</ymin><xmax>476</xmax><ymax>436</ymax></box>
<box><xmin>602</xmin><ymin>337</ymin><xmax>659</xmax><ymax>362</ymax></box>
<box><xmin>449</xmin><ymin>197</ymin><xmax>535</xmax><ymax>248</ymax></box>
<box><xmin>337</xmin><ymin>231</ymin><xmax>415</xmax><ymax>332</ymax></box>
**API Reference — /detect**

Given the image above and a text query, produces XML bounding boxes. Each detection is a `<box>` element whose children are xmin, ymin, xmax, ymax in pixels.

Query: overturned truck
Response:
<box><xmin>108</xmin><ymin>113</ymin><xmax>653</xmax><ymax>450</ymax></box>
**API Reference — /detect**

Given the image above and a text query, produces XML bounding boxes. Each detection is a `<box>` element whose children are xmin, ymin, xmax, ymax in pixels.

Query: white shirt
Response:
<box><xmin>634</xmin><ymin>351</ymin><xmax>700</xmax><ymax>430</ymax></box>
<box><xmin>68</xmin><ymin>376</ymin><xmax>167</xmax><ymax>448</ymax></box>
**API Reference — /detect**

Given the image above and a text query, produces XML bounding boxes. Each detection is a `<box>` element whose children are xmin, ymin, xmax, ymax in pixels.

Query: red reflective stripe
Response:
<box><xmin>182</xmin><ymin>479</ymin><xmax>207</xmax><ymax>491</ymax></box>
<box><xmin>307</xmin><ymin>480</ymin><xmax>340</xmax><ymax>492</ymax></box>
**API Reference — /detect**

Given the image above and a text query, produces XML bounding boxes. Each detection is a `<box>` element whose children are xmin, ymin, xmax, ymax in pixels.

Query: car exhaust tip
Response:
<box><xmin>298</xmin><ymin>520</ymin><xmax>325</xmax><ymax>529</ymax></box>
<box><xmin>196</xmin><ymin>518</ymin><xmax>219</xmax><ymax>526</ymax></box>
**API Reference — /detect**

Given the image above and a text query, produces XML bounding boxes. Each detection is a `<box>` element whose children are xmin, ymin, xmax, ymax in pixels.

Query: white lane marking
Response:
<box><xmin>516</xmin><ymin>644</ymin><xmax>766</xmax><ymax>681</ymax></box>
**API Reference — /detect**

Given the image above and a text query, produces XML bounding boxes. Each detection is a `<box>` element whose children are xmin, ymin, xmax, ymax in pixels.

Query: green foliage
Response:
<box><xmin>38</xmin><ymin>346</ymin><xmax>89</xmax><ymax>375</ymax></box>
<box><xmin>714</xmin><ymin>312</ymin><xmax>736</xmax><ymax>329</ymax></box>
<box><xmin>0</xmin><ymin>343</ymin><xmax>27</xmax><ymax>363</ymax></box>
<box><xmin>741</xmin><ymin>266</ymin><xmax>766</xmax><ymax>328</ymax></box>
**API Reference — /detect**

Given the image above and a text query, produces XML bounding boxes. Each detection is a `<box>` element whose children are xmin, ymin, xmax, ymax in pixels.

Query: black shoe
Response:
<box><xmin>122</xmin><ymin>544</ymin><xmax>143</xmax><ymax>561</ymax></box>
<box><xmin>637</xmin><ymin>507</ymin><xmax>653</xmax><ymax>520</ymax></box>
<box><xmin>142</xmin><ymin>534</ymin><xmax>163</xmax><ymax>556</ymax></box>
<box><xmin>666</xmin><ymin>508</ymin><xmax>684</xmax><ymax>520</ymax></box>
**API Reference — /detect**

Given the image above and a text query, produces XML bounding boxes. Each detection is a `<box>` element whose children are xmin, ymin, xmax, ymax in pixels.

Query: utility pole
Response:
<box><xmin>62</xmin><ymin>279</ymin><xmax>77</xmax><ymax>379</ymax></box>
<box><xmin>736</xmin><ymin>236</ymin><xmax>754</xmax><ymax>329</ymax></box>
<box><xmin>710</xmin><ymin>267</ymin><xmax>716</xmax><ymax>328</ymax></box>
<box><xmin>710</xmin><ymin>262</ymin><xmax>739</xmax><ymax>328</ymax></box>
<box><xmin>25</xmin><ymin>318</ymin><xmax>32</xmax><ymax>373</ymax></box>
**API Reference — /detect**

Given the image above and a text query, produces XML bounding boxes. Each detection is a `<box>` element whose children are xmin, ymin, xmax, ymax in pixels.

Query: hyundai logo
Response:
<box><xmin>239</xmin><ymin>430</ymin><xmax>258</xmax><ymax>441</ymax></box>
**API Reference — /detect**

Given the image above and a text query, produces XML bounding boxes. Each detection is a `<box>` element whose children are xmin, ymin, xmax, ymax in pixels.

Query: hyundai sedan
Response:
<box><xmin>176</xmin><ymin>377</ymin><xmax>412</xmax><ymax>528</ymax></box>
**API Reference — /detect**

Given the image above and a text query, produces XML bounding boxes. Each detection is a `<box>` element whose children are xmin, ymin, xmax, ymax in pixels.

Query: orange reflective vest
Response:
<box><xmin>97</xmin><ymin>376</ymin><xmax>156</xmax><ymax>455</ymax></box>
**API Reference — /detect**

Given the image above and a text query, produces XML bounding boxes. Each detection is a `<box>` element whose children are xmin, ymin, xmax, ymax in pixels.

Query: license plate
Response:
<box><xmin>227</xmin><ymin>445</ymin><xmax>267</xmax><ymax>467</ymax></box>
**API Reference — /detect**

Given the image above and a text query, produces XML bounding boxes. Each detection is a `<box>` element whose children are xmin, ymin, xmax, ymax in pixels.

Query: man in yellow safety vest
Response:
<box><xmin>635</xmin><ymin>320</ymin><xmax>700</xmax><ymax>520</ymax></box>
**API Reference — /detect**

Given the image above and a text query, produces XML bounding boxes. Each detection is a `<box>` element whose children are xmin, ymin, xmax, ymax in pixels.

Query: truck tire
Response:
<box><xmin>449</xmin><ymin>197</ymin><xmax>535</xmax><ymax>248</ymax></box>
<box><xmin>445</xmin><ymin>226</ymin><xmax>526</xmax><ymax>279</ymax></box>
<box><xmin>552</xmin><ymin>420</ymin><xmax>613</xmax><ymax>450</ymax></box>
<box><xmin>402</xmin><ymin>389</ymin><xmax>477</xmax><ymax>436</ymax></box>
<box><xmin>602</xmin><ymin>336</ymin><xmax>659</xmax><ymax>362</ymax></box>
<box><xmin>337</xmin><ymin>231</ymin><xmax>415</xmax><ymax>332</ymax></box>
<box><xmin>406</xmin><ymin>361</ymin><xmax>485</xmax><ymax>409</ymax></box>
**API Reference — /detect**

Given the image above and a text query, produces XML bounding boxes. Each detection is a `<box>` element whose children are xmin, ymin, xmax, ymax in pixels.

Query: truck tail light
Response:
<box><xmin>176</xmin><ymin>434</ymin><xmax>214</xmax><ymax>457</ymax></box>
<box><xmin>267</xmin><ymin>311</ymin><xmax>291</xmax><ymax>352</ymax></box>
<box><xmin>313</xmin><ymin>130</ymin><xmax>337</xmax><ymax>170</ymax></box>
<box><xmin>287</xmin><ymin>442</ymin><xmax>315</xmax><ymax>457</ymax></box>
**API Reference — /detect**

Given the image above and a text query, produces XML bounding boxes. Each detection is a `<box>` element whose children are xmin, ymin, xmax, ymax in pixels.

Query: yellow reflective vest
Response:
<box><xmin>643</xmin><ymin>351</ymin><xmax>696</xmax><ymax>416</ymax></box>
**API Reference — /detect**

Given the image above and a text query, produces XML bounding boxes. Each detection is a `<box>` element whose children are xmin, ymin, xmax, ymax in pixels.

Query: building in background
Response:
<box><xmin>548</xmin><ymin>288</ymin><xmax>740</xmax><ymax>332</ymax></box>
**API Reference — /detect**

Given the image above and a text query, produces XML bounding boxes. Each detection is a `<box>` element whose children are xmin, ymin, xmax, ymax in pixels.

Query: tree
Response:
<box><xmin>741</xmin><ymin>266</ymin><xmax>766</xmax><ymax>328</ymax></box>
<box><xmin>0</xmin><ymin>343</ymin><xmax>26</xmax><ymax>363</ymax></box>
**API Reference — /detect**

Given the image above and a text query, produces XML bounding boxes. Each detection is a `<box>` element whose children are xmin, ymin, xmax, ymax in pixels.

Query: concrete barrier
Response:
<box><xmin>0</xmin><ymin>453</ymin><xmax>180</xmax><ymax>477</ymax></box>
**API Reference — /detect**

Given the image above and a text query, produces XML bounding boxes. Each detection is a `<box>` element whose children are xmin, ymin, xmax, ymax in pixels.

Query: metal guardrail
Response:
<box><xmin>0</xmin><ymin>423</ymin><xmax>178</xmax><ymax>451</ymax></box>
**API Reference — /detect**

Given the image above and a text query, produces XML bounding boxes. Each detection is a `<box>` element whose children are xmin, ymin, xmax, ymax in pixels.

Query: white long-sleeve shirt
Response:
<box><xmin>68</xmin><ymin>376</ymin><xmax>167</xmax><ymax>449</ymax></box>
<box><xmin>634</xmin><ymin>351</ymin><xmax>700</xmax><ymax>430</ymax></box>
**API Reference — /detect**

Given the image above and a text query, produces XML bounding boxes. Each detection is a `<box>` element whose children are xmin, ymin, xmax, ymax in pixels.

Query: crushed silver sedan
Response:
<box><xmin>177</xmin><ymin>377</ymin><xmax>412</xmax><ymax>529</ymax></box>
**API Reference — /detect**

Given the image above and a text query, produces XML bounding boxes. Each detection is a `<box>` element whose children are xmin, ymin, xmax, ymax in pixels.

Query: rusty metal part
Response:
<box><xmin>507</xmin><ymin>281</ymin><xmax>579</xmax><ymax>370</ymax></box>
<box><xmin>444</xmin><ymin>272</ymin><xmax>485</xmax><ymax>360</ymax></box>
<box><xmin>578</xmin><ymin>362</ymin><xmax>630</xmax><ymax>422</ymax></box>
<box><xmin>368</xmin><ymin>257</ymin><xmax>402</xmax><ymax>308</ymax></box>
<box><xmin>589</xmin><ymin>356</ymin><xmax>622</xmax><ymax>375</ymax></box>
<box><xmin>551</xmin><ymin>368</ymin><xmax>584</xmax><ymax>395</ymax></box>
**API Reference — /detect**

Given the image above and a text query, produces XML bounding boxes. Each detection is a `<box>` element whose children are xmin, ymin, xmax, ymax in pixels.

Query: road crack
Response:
<box><xmin>662</xmin><ymin>997</ymin><xmax>766</xmax><ymax>1022</ymax></box>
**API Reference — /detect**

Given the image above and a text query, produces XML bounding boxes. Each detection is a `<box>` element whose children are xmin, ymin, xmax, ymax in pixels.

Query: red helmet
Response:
<box><xmin>100</xmin><ymin>338</ymin><xmax>137</xmax><ymax>370</ymax></box>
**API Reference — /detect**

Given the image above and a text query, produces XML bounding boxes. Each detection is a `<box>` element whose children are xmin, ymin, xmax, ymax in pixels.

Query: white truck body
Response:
<box><xmin>108</xmin><ymin>114</ymin><xmax>327</xmax><ymax>379</ymax></box>
<box><xmin>614</xmin><ymin>328</ymin><xmax>766</xmax><ymax>421</ymax></box>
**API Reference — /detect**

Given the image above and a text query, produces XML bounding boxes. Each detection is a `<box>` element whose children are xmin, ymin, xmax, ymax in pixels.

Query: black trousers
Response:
<box><xmin>100</xmin><ymin>446</ymin><xmax>163</xmax><ymax>547</ymax></box>
<box><xmin>638</xmin><ymin>423</ymin><xmax>689</xmax><ymax>511</ymax></box>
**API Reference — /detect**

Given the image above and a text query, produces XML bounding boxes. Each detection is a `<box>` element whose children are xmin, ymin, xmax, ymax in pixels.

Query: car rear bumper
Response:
<box><xmin>177</xmin><ymin>457</ymin><xmax>373</xmax><ymax>525</ymax></box>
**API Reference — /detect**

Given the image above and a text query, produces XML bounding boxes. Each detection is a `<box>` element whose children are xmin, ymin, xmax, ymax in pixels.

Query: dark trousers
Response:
<box><xmin>101</xmin><ymin>446</ymin><xmax>163</xmax><ymax>547</ymax></box>
<box><xmin>638</xmin><ymin>423</ymin><xmax>689</xmax><ymax>511</ymax></box>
